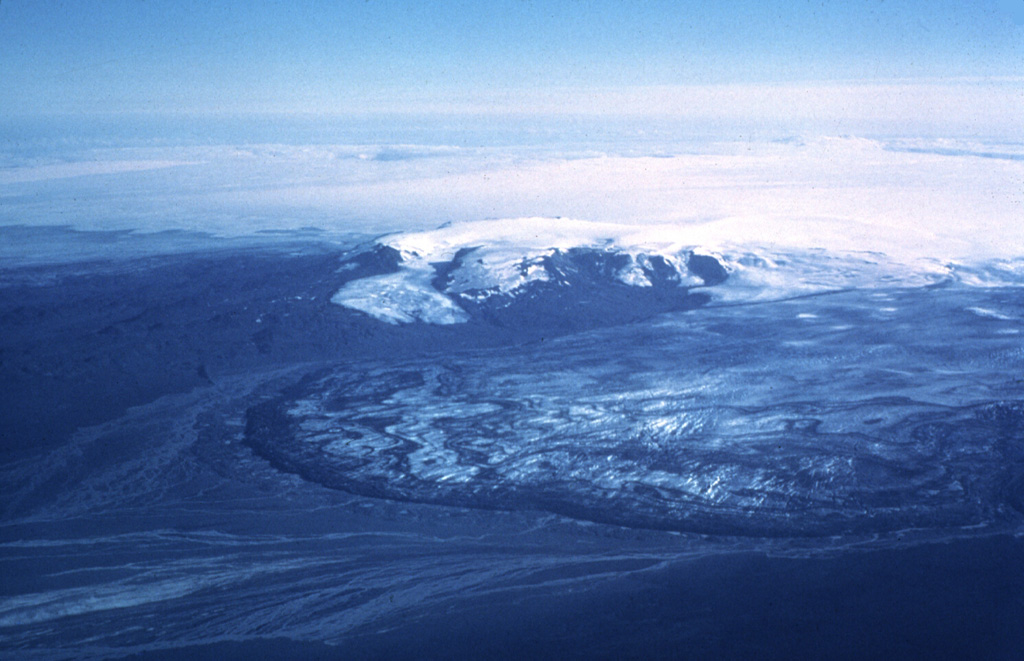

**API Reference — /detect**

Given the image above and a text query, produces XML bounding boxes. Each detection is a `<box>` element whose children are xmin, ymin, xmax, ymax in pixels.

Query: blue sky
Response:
<box><xmin>1</xmin><ymin>0</ymin><xmax>1022</xmax><ymax>116</ymax></box>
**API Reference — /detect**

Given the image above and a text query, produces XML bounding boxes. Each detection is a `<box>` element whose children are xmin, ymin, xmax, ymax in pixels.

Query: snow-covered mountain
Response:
<box><xmin>330</xmin><ymin>217</ymin><xmax>964</xmax><ymax>326</ymax></box>
<box><xmin>330</xmin><ymin>218</ymin><xmax>729</xmax><ymax>326</ymax></box>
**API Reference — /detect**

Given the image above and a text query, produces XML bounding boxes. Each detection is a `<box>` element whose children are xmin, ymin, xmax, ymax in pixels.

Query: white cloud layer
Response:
<box><xmin>4</xmin><ymin>134</ymin><xmax>1021</xmax><ymax>265</ymax></box>
<box><xmin>0</xmin><ymin>120</ymin><xmax>1019</xmax><ymax>276</ymax></box>
<box><xmin>418</xmin><ymin>81</ymin><xmax>1024</xmax><ymax>133</ymax></box>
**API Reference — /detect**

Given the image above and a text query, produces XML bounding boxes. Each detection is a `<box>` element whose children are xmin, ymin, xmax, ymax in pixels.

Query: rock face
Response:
<box><xmin>438</xmin><ymin>247</ymin><xmax>722</xmax><ymax>331</ymax></box>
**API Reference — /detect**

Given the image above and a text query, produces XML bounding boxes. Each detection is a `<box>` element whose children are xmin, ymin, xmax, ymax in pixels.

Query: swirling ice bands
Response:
<box><xmin>244</xmin><ymin>287</ymin><xmax>1024</xmax><ymax>538</ymax></box>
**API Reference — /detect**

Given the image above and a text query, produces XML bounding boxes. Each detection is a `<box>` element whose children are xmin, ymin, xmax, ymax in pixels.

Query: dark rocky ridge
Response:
<box><xmin>434</xmin><ymin>247</ymin><xmax>719</xmax><ymax>331</ymax></box>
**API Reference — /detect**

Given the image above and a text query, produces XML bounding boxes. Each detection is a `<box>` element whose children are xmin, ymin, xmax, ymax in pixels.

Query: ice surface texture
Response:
<box><xmin>250</xmin><ymin>286</ymin><xmax>1024</xmax><ymax>537</ymax></box>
